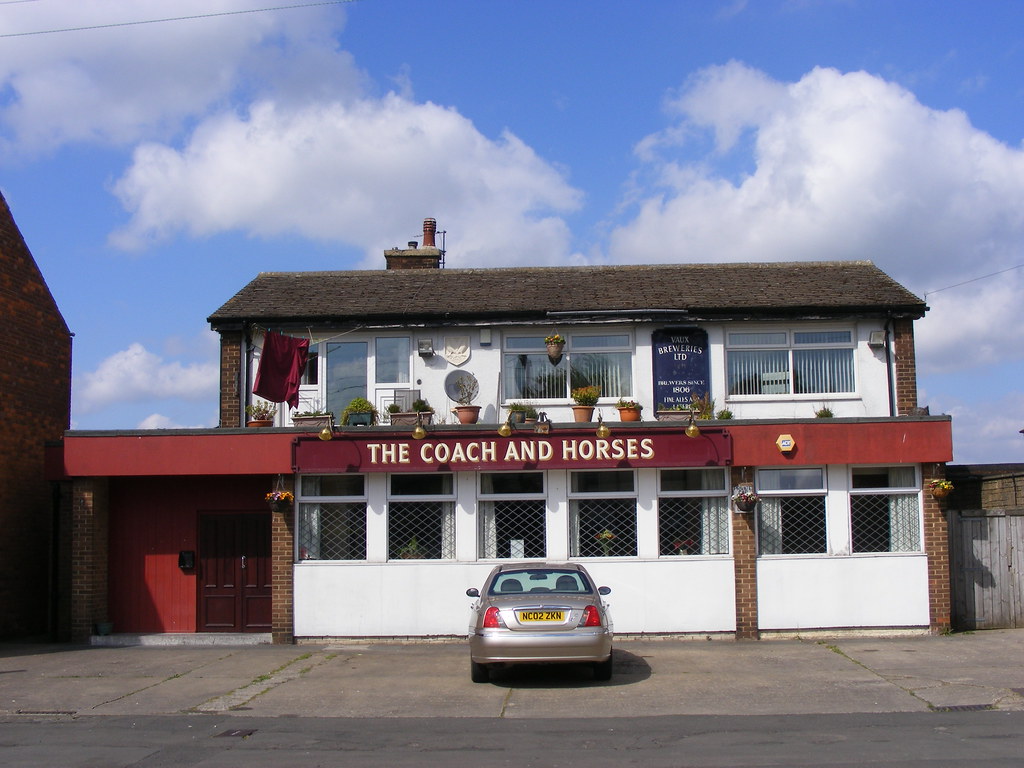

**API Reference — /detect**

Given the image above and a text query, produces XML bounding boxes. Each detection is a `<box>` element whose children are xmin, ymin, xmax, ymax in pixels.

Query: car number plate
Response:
<box><xmin>517</xmin><ymin>610</ymin><xmax>565</xmax><ymax>623</ymax></box>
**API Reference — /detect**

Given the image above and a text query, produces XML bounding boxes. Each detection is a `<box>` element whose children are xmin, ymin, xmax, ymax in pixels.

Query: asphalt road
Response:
<box><xmin>1</xmin><ymin>630</ymin><xmax>1022</xmax><ymax>766</ymax></box>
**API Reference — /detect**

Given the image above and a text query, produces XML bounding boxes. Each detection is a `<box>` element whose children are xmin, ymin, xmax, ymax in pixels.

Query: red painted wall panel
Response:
<box><xmin>108</xmin><ymin>476</ymin><xmax>270</xmax><ymax>633</ymax></box>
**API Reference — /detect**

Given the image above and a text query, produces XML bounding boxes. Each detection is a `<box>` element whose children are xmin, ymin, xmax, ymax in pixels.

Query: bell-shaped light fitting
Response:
<box><xmin>412</xmin><ymin>413</ymin><xmax>427</xmax><ymax>440</ymax></box>
<box><xmin>685</xmin><ymin>413</ymin><xmax>701</xmax><ymax>439</ymax></box>
<box><xmin>497</xmin><ymin>420</ymin><xmax>513</xmax><ymax>437</ymax></box>
<box><xmin>595</xmin><ymin>414</ymin><xmax>611</xmax><ymax>439</ymax></box>
<box><xmin>318</xmin><ymin>426</ymin><xmax>334</xmax><ymax>441</ymax></box>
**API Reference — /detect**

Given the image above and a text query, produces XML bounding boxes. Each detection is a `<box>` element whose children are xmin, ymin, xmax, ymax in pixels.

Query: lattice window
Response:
<box><xmin>388</xmin><ymin>501</ymin><xmax>455</xmax><ymax>560</ymax></box>
<box><xmin>571</xmin><ymin>499</ymin><xmax>637</xmax><ymax>557</ymax></box>
<box><xmin>758</xmin><ymin>496</ymin><xmax>827</xmax><ymax>554</ymax></box>
<box><xmin>658</xmin><ymin>497</ymin><xmax>729</xmax><ymax>556</ymax></box>
<box><xmin>297</xmin><ymin>503</ymin><xmax>367</xmax><ymax>561</ymax></box>
<box><xmin>479</xmin><ymin>500</ymin><xmax>547</xmax><ymax>559</ymax></box>
<box><xmin>851</xmin><ymin>494</ymin><xmax>921</xmax><ymax>553</ymax></box>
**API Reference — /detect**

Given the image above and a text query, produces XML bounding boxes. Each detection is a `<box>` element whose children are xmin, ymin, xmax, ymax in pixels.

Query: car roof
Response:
<box><xmin>496</xmin><ymin>562</ymin><xmax>585</xmax><ymax>573</ymax></box>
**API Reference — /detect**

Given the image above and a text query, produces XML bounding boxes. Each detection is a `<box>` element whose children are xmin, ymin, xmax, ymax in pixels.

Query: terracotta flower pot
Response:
<box><xmin>618</xmin><ymin>407</ymin><xmax>642</xmax><ymax>422</ymax></box>
<box><xmin>572</xmin><ymin>405</ymin><xmax>595</xmax><ymax>422</ymax></box>
<box><xmin>454</xmin><ymin>405</ymin><xmax>481</xmax><ymax>424</ymax></box>
<box><xmin>247</xmin><ymin>419</ymin><xmax>273</xmax><ymax>428</ymax></box>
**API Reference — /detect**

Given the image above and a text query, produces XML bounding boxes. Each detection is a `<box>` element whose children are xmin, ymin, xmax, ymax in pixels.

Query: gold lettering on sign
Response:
<box><xmin>368</xmin><ymin>437</ymin><xmax>655</xmax><ymax>466</ymax></box>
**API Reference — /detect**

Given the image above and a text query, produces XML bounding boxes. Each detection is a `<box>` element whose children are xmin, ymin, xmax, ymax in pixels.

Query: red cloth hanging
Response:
<box><xmin>253</xmin><ymin>331</ymin><xmax>309</xmax><ymax>408</ymax></box>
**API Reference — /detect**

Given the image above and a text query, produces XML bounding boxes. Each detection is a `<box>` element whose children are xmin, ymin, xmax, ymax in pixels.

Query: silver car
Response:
<box><xmin>466</xmin><ymin>562</ymin><xmax>613</xmax><ymax>683</ymax></box>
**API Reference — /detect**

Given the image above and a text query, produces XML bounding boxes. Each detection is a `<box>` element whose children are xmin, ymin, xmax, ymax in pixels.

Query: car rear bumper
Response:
<box><xmin>470</xmin><ymin>628</ymin><xmax>612</xmax><ymax>664</ymax></box>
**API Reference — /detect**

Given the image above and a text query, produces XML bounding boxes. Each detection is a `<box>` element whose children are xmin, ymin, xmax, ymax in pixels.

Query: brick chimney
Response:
<box><xmin>384</xmin><ymin>218</ymin><xmax>442</xmax><ymax>270</ymax></box>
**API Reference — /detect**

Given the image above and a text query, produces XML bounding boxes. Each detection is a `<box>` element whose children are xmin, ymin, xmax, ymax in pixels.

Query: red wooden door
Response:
<box><xmin>199</xmin><ymin>513</ymin><xmax>271</xmax><ymax>632</ymax></box>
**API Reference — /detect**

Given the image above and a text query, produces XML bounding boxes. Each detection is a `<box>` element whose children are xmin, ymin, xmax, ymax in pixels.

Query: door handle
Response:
<box><xmin>241</xmin><ymin>555</ymin><xmax>247</xmax><ymax>569</ymax></box>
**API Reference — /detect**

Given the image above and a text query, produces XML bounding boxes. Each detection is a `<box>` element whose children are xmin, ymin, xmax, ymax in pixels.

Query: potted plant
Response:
<box><xmin>452</xmin><ymin>375</ymin><xmax>481</xmax><ymax>424</ymax></box>
<box><xmin>341</xmin><ymin>397</ymin><xmax>378</xmax><ymax>426</ymax></box>
<box><xmin>928</xmin><ymin>479</ymin><xmax>954</xmax><ymax>499</ymax></box>
<box><xmin>815</xmin><ymin>406</ymin><xmax>834</xmax><ymax>418</ymax></box>
<box><xmin>245</xmin><ymin>401</ymin><xmax>276</xmax><ymax>427</ymax></box>
<box><xmin>715</xmin><ymin>408</ymin><xmax>734</xmax><ymax>420</ymax></box>
<box><xmin>731</xmin><ymin>486</ymin><xmax>760</xmax><ymax>513</ymax></box>
<box><xmin>615</xmin><ymin>398</ymin><xmax>642</xmax><ymax>422</ymax></box>
<box><xmin>291</xmin><ymin>401</ymin><xmax>333</xmax><ymax>429</ymax></box>
<box><xmin>595</xmin><ymin>529</ymin><xmax>615</xmax><ymax>556</ymax></box>
<box><xmin>388</xmin><ymin>398</ymin><xmax>434</xmax><ymax>426</ymax></box>
<box><xmin>570</xmin><ymin>385</ymin><xmax>601</xmax><ymax>422</ymax></box>
<box><xmin>545</xmin><ymin>333</ymin><xmax>565</xmax><ymax>364</ymax></box>
<box><xmin>397</xmin><ymin>537</ymin><xmax>425</xmax><ymax>559</ymax></box>
<box><xmin>506</xmin><ymin>401</ymin><xmax>530</xmax><ymax>424</ymax></box>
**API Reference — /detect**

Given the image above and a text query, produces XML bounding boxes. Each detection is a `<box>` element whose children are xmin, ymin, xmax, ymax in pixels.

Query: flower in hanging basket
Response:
<box><xmin>544</xmin><ymin>333</ymin><xmax>565</xmax><ymax>345</ymax></box>
<box><xmin>731</xmin><ymin>486</ymin><xmax>760</xmax><ymax>504</ymax></box>
<box><xmin>927</xmin><ymin>479</ymin><xmax>954</xmax><ymax>492</ymax></box>
<box><xmin>265</xmin><ymin>490</ymin><xmax>294</xmax><ymax>510</ymax></box>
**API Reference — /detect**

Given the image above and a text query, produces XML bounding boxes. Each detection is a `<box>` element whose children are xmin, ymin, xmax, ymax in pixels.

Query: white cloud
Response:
<box><xmin>75</xmin><ymin>341</ymin><xmax>218</xmax><ymax>414</ymax></box>
<box><xmin>110</xmin><ymin>95</ymin><xmax>583</xmax><ymax>266</ymax></box>
<box><xmin>610</xmin><ymin>62</ymin><xmax>1024</xmax><ymax>374</ymax></box>
<box><xmin>0</xmin><ymin>0</ymin><xmax>356</xmax><ymax>156</ymax></box>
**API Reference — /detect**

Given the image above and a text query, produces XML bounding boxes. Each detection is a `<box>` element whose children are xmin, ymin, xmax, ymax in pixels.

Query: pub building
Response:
<box><xmin>52</xmin><ymin>219</ymin><xmax>953</xmax><ymax>643</ymax></box>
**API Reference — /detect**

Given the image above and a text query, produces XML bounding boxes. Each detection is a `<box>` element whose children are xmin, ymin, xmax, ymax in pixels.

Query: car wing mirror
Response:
<box><xmin>598</xmin><ymin>586</ymin><xmax>611</xmax><ymax>595</ymax></box>
<box><xmin>466</xmin><ymin>587</ymin><xmax>480</xmax><ymax>597</ymax></box>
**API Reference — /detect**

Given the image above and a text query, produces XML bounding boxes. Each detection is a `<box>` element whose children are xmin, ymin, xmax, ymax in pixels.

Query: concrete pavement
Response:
<box><xmin>1</xmin><ymin>630</ymin><xmax>1022</xmax><ymax>720</ymax></box>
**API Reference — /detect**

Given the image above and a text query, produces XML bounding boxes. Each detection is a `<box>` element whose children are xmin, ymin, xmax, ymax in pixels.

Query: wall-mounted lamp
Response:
<box><xmin>497</xmin><ymin>419</ymin><xmax>513</xmax><ymax>437</ymax></box>
<box><xmin>534</xmin><ymin>412</ymin><xmax>551</xmax><ymax>434</ymax></box>
<box><xmin>417</xmin><ymin>339</ymin><xmax>435</xmax><ymax>357</ymax></box>
<box><xmin>595</xmin><ymin>414</ymin><xmax>611</xmax><ymax>439</ymax></box>
<box><xmin>411</xmin><ymin>412</ymin><xmax>427</xmax><ymax>440</ymax></box>
<box><xmin>318</xmin><ymin>426</ymin><xmax>333</xmax><ymax>441</ymax></box>
<box><xmin>685</xmin><ymin>413</ymin><xmax>701</xmax><ymax>439</ymax></box>
<box><xmin>868</xmin><ymin>330</ymin><xmax>887</xmax><ymax>348</ymax></box>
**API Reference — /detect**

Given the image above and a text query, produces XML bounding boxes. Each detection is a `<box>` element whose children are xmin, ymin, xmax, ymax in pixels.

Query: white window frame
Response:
<box><xmin>756</xmin><ymin>466</ymin><xmax>829</xmax><ymax>556</ymax></box>
<box><xmin>477</xmin><ymin>471</ymin><xmax>548</xmax><ymax>560</ymax></box>
<box><xmin>501</xmin><ymin>332</ymin><xmax>634</xmax><ymax>403</ymax></box>
<box><xmin>657</xmin><ymin>468</ymin><xmax>730</xmax><ymax>557</ymax></box>
<box><xmin>295</xmin><ymin>474</ymin><xmax>368</xmax><ymax>562</ymax></box>
<box><xmin>726</xmin><ymin>326</ymin><xmax>857</xmax><ymax>398</ymax></box>
<box><xmin>567</xmin><ymin>469</ymin><xmax>638</xmax><ymax>558</ymax></box>
<box><xmin>848</xmin><ymin>464</ymin><xmax>923</xmax><ymax>554</ymax></box>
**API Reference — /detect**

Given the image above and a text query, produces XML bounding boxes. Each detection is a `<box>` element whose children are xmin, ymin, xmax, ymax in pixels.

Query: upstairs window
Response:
<box><xmin>503</xmin><ymin>334</ymin><xmax>633</xmax><ymax>401</ymax></box>
<box><xmin>727</xmin><ymin>330</ymin><xmax>855</xmax><ymax>396</ymax></box>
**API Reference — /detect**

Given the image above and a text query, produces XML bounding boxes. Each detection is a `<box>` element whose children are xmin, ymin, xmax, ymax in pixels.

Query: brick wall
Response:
<box><xmin>921</xmin><ymin>463</ymin><xmax>951</xmax><ymax>633</ymax></box>
<box><xmin>70</xmin><ymin>477</ymin><xmax>110</xmax><ymax>642</ymax></box>
<box><xmin>219</xmin><ymin>331</ymin><xmax>242</xmax><ymax>427</ymax></box>
<box><xmin>892</xmin><ymin>318</ymin><xmax>919</xmax><ymax>415</ymax></box>
<box><xmin>0</xmin><ymin>191</ymin><xmax>72</xmax><ymax>637</ymax></box>
<box><xmin>271</xmin><ymin>475</ymin><xmax>296</xmax><ymax>644</ymax></box>
<box><xmin>730</xmin><ymin>466</ymin><xmax>760</xmax><ymax>639</ymax></box>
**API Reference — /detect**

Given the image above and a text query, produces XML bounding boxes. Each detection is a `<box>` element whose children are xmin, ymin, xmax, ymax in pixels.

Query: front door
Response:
<box><xmin>199</xmin><ymin>513</ymin><xmax>272</xmax><ymax>632</ymax></box>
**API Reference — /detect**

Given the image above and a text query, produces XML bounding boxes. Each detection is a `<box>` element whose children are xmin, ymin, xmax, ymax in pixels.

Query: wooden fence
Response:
<box><xmin>948</xmin><ymin>508</ymin><xmax>1024</xmax><ymax>629</ymax></box>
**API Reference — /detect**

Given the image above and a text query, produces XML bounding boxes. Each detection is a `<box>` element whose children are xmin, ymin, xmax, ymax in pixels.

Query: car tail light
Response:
<box><xmin>580</xmin><ymin>605</ymin><xmax>603</xmax><ymax>627</ymax></box>
<box><xmin>483</xmin><ymin>606</ymin><xmax>503</xmax><ymax>628</ymax></box>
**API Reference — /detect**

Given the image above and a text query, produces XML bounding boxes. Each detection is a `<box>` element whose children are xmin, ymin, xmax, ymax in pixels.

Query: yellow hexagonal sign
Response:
<box><xmin>776</xmin><ymin>433</ymin><xmax>796</xmax><ymax>453</ymax></box>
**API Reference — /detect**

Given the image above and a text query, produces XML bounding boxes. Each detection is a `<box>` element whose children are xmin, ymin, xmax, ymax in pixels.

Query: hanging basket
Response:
<box><xmin>546</xmin><ymin>342</ymin><xmax>564</xmax><ymax>364</ymax></box>
<box><xmin>734</xmin><ymin>500</ymin><xmax>756</xmax><ymax>513</ymax></box>
<box><xmin>931</xmin><ymin>487</ymin><xmax>951</xmax><ymax>499</ymax></box>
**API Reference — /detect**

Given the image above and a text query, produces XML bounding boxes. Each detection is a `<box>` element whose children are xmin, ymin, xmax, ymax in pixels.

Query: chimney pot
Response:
<box><xmin>408</xmin><ymin>241</ymin><xmax>418</xmax><ymax>249</ymax></box>
<box><xmin>423</xmin><ymin>217</ymin><xmax>437</xmax><ymax>247</ymax></box>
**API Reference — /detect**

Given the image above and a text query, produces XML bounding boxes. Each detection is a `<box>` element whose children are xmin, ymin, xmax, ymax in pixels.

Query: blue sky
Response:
<box><xmin>1</xmin><ymin>0</ymin><xmax>1022</xmax><ymax>463</ymax></box>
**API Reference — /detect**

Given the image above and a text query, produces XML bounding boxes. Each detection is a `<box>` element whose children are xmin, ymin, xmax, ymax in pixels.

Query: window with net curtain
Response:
<box><xmin>296</xmin><ymin>475</ymin><xmax>367</xmax><ymax>561</ymax></box>
<box><xmin>388</xmin><ymin>473</ymin><xmax>456</xmax><ymax>560</ymax></box>
<box><xmin>727</xmin><ymin>330</ymin><xmax>855</xmax><ymax>396</ymax></box>
<box><xmin>478</xmin><ymin>472</ymin><xmax>547</xmax><ymax>559</ymax></box>
<box><xmin>850</xmin><ymin>466</ymin><xmax>921</xmax><ymax>553</ymax></box>
<box><xmin>569</xmin><ymin>470</ymin><xmax>638</xmax><ymax>558</ymax></box>
<box><xmin>757</xmin><ymin>468</ymin><xmax>828</xmax><ymax>555</ymax></box>
<box><xmin>657</xmin><ymin>469</ymin><xmax>730</xmax><ymax>556</ymax></box>
<box><xmin>503</xmin><ymin>335</ymin><xmax>632</xmax><ymax>401</ymax></box>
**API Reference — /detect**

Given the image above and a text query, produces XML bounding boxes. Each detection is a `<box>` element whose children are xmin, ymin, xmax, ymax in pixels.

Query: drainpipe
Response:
<box><xmin>241</xmin><ymin>321</ymin><xmax>252</xmax><ymax>427</ymax></box>
<box><xmin>884</xmin><ymin>317</ymin><xmax>895</xmax><ymax>417</ymax></box>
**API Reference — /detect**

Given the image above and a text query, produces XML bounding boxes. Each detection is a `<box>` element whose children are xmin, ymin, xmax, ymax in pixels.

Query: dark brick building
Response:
<box><xmin>0</xmin><ymin>190</ymin><xmax>72</xmax><ymax>637</ymax></box>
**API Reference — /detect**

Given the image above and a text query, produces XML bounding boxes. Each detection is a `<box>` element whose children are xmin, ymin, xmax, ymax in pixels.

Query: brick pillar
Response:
<box><xmin>892</xmin><ymin>319</ymin><xmax>919</xmax><ymax>415</ymax></box>
<box><xmin>922</xmin><ymin>463</ymin><xmax>951</xmax><ymax>633</ymax></box>
<box><xmin>70</xmin><ymin>477</ymin><xmax>109</xmax><ymax>643</ymax></box>
<box><xmin>219</xmin><ymin>331</ymin><xmax>243</xmax><ymax>428</ymax></box>
<box><xmin>731</xmin><ymin>466</ymin><xmax>760</xmax><ymax>639</ymax></box>
<box><xmin>271</xmin><ymin>474</ymin><xmax>296</xmax><ymax>644</ymax></box>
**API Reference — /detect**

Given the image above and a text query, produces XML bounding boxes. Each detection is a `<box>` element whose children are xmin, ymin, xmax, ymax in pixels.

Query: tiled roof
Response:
<box><xmin>208</xmin><ymin>260</ymin><xmax>925</xmax><ymax>328</ymax></box>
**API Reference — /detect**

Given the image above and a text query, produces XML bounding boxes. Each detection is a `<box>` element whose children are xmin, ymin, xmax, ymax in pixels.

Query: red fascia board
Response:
<box><xmin>51</xmin><ymin>431</ymin><xmax>296</xmax><ymax>478</ymax></box>
<box><xmin>728</xmin><ymin>418</ymin><xmax>953</xmax><ymax>466</ymax></box>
